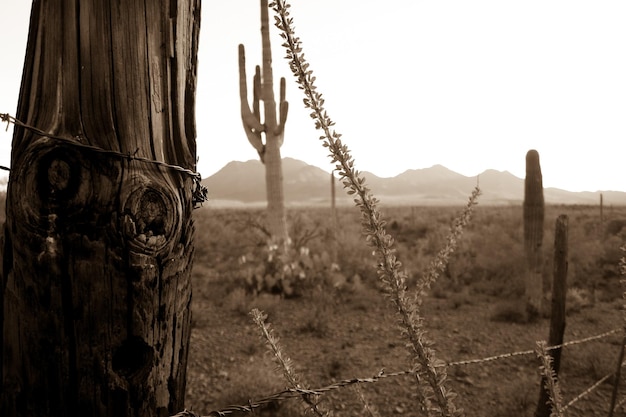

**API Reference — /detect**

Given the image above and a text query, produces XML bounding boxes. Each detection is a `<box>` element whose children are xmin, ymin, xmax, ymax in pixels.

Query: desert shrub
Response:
<box><xmin>492</xmin><ymin>372</ymin><xmax>537</xmax><ymax>417</ymax></box>
<box><xmin>298</xmin><ymin>299</ymin><xmax>331</xmax><ymax>338</ymax></box>
<box><xmin>605</xmin><ymin>218</ymin><xmax>626</xmax><ymax>237</ymax></box>
<box><xmin>287</xmin><ymin>210</ymin><xmax>325</xmax><ymax>250</ymax></box>
<box><xmin>191</xmin><ymin>264</ymin><xmax>228</xmax><ymax>306</ymax></box>
<box><xmin>194</xmin><ymin>204</ymin><xmax>626</xmax><ymax>308</ymax></box>
<box><xmin>328</xmin><ymin>208</ymin><xmax>377</xmax><ymax>272</ymax></box>
<box><xmin>490</xmin><ymin>300</ymin><xmax>529</xmax><ymax>323</ymax></box>
<box><xmin>415</xmin><ymin>206</ymin><xmax>528</xmax><ymax>298</ymax></box>
<box><xmin>602</xmin><ymin>235</ymin><xmax>626</xmax><ymax>273</ymax></box>
<box><xmin>391</xmin><ymin>218</ymin><xmax>431</xmax><ymax>245</ymax></box>
<box><xmin>239</xmin><ymin>243</ymin><xmax>350</xmax><ymax>298</ymax></box>
<box><xmin>224</xmin><ymin>287</ymin><xmax>250</xmax><ymax>316</ymax></box>
<box><xmin>448</xmin><ymin>290</ymin><xmax>474</xmax><ymax>309</ymax></box>
<box><xmin>561</xmin><ymin>343</ymin><xmax>616</xmax><ymax>381</ymax></box>
<box><xmin>565</xmin><ymin>287</ymin><xmax>593</xmax><ymax>314</ymax></box>
<box><xmin>211</xmin><ymin>357</ymin><xmax>301</xmax><ymax>417</ymax></box>
<box><xmin>248</xmin><ymin>292</ymin><xmax>282</xmax><ymax>317</ymax></box>
<box><xmin>569</xmin><ymin>240</ymin><xmax>603</xmax><ymax>287</ymax></box>
<box><xmin>192</xmin><ymin>207</ymin><xmax>263</xmax><ymax>273</ymax></box>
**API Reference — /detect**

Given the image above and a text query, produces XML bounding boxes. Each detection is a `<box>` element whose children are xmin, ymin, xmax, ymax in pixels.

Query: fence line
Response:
<box><xmin>175</xmin><ymin>327</ymin><xmax>623</xmax><ymax>417</ymax></box>
<box><xmin>206</xmin><ymin>369</ymin><xmax>413</xmax><ymax>417</ymax></box>
<box><xmin>561</xmin><ymin>361</ymin><xmax>626</xmax><ymax>413</ymax></box>
<box><xmin>448</xmin><ymin>328</ymin><xmax>621</xmax><ymax>366</ymax></box>
<box><xmin>0</xmin><ymin>113</ymin><xmax>208</xmax><ymax>206</ymax></box>
<box><xmin>4</xmin><ymin>108</ymin><xmax>622</xmax><ymax>412</ymax></box>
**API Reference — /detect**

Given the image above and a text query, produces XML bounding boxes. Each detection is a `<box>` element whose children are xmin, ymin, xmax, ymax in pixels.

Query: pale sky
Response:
<box><xmin>1</xmin><ymin>1</ymin><xmax>625</xmax><ymax>192</ymax></box>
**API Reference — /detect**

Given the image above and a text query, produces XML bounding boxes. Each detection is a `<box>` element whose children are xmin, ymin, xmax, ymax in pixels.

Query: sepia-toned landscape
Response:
<box><xmin>183</xmin><ymin>201</ymin><xmax>626</xmax><ymax>416</ymax></box>
<box><xmin>1</xmin><ymin>1</ymin><xmax>625</xmax><ymax>416</ymax></box>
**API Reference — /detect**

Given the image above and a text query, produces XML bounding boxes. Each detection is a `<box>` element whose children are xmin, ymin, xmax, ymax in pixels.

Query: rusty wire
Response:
<box><xmin>562</xmin><ymin>361</ymin><xmax>626</xmax><ymax>413</ymax></box>
<box><xmin>0</xmin><ymin>113</ymin><xmax>208</xmax><ymax>207</ymax></box>
<box><xmin>173</xmin><ymin>328</ymin><xmax>623</xmax><ymax>417</ymax></box>
<box><xmin>448</xmin><ymin>328</ymin><xmax>621</xmax><ymax>366</ymax></box>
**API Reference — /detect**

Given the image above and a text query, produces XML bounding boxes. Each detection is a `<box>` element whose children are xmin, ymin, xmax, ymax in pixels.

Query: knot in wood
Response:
<box><xmin>137</xmin><ymin>189</ymin><xmax>166</xmax><ymax>236</ymax></box>
<box><xmin>47</xmin><ymin>159</ymin><xmax>71</xmax><ymax>192</ymax></box>
<box><xmin>37</xmin><ymin>147</ymin><xmax>82</xmax><ymax>202</ymax></box>
<box><xmin>123</xmin><ymin>186</ymin><xmax>178</xmax><ymax>255</ymax></box>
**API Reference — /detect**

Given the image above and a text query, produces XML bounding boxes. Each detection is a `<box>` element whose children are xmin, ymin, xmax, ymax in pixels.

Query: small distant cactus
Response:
<box><xmin>239</xmin><ymin>0</ymin><xmax>289</xmax><ymax>246</ymax></box>
<box><xmin>523</xmin><ymin>149</ymin><xmax>545</xmax><ymax>319</ymax></box>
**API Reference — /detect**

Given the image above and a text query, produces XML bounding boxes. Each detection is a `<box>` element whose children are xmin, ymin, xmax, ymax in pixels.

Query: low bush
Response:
<box><xmin>238</xmin><ymin>244</ymin><xmax>348</xmax><ymax>297</ymax></box>
<box><xmin>490</xmin><ymin>300</ymin><xmax>530</xmax><ymax>324</ymax></box>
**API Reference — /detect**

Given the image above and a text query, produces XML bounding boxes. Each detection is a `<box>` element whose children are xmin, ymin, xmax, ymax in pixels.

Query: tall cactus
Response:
<box><xmin>239</xmin><ymin>0</ymin><xmax>289</xmax><ymax>246</ymax></box>
<box><xmin>523</xmin><ymin>149</ymin><xmax>545</xmax><ymax>319</ymax></box>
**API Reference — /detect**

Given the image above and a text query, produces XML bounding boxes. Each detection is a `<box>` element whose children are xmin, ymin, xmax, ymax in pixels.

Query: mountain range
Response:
<box><xmin>201</xmin><ymin>157</ymin><xmax>626</xmax><ymax>207</ymax></box>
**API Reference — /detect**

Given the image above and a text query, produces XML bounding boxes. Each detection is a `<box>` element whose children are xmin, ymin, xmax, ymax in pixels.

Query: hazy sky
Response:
<box><xmin>1</xmin><ymin>1</ymin><xmax>625</xmax><ymax>192</ymax></box>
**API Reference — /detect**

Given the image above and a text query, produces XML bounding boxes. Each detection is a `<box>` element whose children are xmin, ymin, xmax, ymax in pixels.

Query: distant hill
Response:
<box><xmin>201</xmin><ymin>157</ymin><xmax>626</xmax><ymax>207</ymax></box>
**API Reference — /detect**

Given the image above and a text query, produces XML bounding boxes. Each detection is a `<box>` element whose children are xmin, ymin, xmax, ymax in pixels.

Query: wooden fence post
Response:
<box><xmin>600</xmin><ymin>193</ymin><xmax>604</xmax><ymax>226</ymax></box>
<box><xmin>1</xmin><ymin>1</ymin><xmax>201</xmax><ymax>416</ymax></box>
<box><xmin>535</xmin><ymin>214</ymin><xmax>568</xmax><ymax>417</ymax></box>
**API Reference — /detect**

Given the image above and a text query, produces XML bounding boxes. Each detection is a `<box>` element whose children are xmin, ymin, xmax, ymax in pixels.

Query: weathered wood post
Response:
<box><xmin>600</xmin><ymin>193</ymin><xmax>604</xmax><ymax>226</ymax></box>
<box><xmin>535</xmin><ymin>214</ymin><xmax>568</xmax><ymax>417</ymax></box>
<box><xmin>1</xmin><ymin>1</ymin><xmax>201</xmax><ymax>416</ymax></box>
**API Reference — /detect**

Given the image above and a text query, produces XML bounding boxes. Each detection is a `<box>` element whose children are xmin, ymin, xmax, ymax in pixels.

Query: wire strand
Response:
<box><xmin>0</xmin><ymin>113</ymin><xmax>208</xmax><ymax>206</ymax></box>
<box><xmin>178</xmin><ymin>328</ymin><xmax>622</xmax><ymax>417</ymax></box>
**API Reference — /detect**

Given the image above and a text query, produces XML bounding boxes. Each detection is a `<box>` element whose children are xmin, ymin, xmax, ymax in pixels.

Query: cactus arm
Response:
<box><xmin>238</xmin><ymin>44</ymin><xmax>265</xmax><ymax>160</ymax></box>
<box><xmin>260</xmin><ymin>0</ymin><xmax>277</xmax><ymax>131</ymax></box>
<box><xmin>253</xmin><ymin>66</ymin><xmax>261</xmax><ymax>119</ymax></box>
<box><xmin>276</xmin><ymin>77</ymin><xmax>288</xmax><ymax>141</ymax></box>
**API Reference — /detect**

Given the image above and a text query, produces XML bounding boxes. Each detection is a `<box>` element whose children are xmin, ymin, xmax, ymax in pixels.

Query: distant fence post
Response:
<box><xmin>600</xmin><ymin>193</ymin><xmax>604</xmax><ymax>226</ymax></box>
<box><xmin>535</xmin><ymin>214</ymin><xmax>568</xmax><ymax>417</ymax></box>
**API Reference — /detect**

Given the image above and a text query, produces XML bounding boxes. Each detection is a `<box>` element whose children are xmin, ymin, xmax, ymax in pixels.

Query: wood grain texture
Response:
<box><xmin>1</xmin><ymin>1</ymin><xmax>200</xmax><ymax>416</ymax></box>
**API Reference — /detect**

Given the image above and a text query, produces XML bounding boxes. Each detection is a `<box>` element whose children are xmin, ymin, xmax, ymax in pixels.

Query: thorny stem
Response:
<box><xmin>354</xmin><ymin>385</ymin><xmax>382</xmax><ymax>417</ymax></box>
<box><xmin>421</xmin><ymin>188</ymin><xmax>480</xmax><ymax>300</ymax></box>
<box><xmin>536</xmin><ymin>341</ymin><xmax>564</xmax><ymax>417</ymax></box>
<box><xmin>269</xmin><ymin>1</ymin><xmax>470</xmax><ymax>415</ymax></box>
<box><xmin>250</xmin><ymin>309</ymin><xmax>327</xmax><ymax>416</ymax></box>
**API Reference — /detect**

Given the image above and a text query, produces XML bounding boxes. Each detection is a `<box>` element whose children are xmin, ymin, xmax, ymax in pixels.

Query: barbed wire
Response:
<box><xmin>561</xmin><ymin>360</ymin><xmax>626</xmax><ymax>413</ymax></box>
<box><xmin>448</xmin><ymin>328</ymin><xmax>621</xmax><ymax>366</ymax></box>
<box><xmin>173</xmin><ymin>369</ymin><xmax>413</xmax><ymax>417</ymax></box>
<box><xmin>172</xmin><ymin>328</ymin><xmax>623</xmax><ymax>417</ymax></box>
<box><xmin>0</xmin><ymin>113</ymin><xmax>208</xmax><ymax>206</ymax></box>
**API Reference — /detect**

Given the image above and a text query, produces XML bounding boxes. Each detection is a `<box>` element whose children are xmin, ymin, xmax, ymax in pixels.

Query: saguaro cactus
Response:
<box><xmin>523</xmin><ymin>149</ymin><xmax>545</xmax><ymax>319</ymax></box>
<box><xmin>239</xmin><ymin>0</ymin><xmax>289</xmax><ymax>245</ymax></box>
